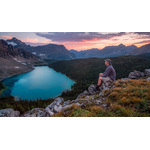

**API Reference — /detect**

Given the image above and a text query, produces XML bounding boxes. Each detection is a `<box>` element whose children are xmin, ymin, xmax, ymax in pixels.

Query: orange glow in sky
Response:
<box><xmin>0</xmin><ymin>32</ymin><xmax>150</xmax><ymax>51</ymax></box>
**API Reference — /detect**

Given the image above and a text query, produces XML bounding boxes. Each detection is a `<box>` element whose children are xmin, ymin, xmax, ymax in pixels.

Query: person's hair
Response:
<box><xmin>105</xmin><ymin>59</ymin><xmax>112</xmax><ymax>65</ymax></box>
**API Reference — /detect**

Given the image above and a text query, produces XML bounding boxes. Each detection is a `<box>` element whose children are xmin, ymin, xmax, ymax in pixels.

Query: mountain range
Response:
<box><xmin>7</xmin><ymin>37</ymin><xmax>74</xmax><ymax>60</ymax></box>
<box><xmin>70</xmin><ymin>44</ymin><xmax>138</xmax><ymax>58</ymax></box>
<box><xmin>6</xmin><ymin>37</ymin><xmax>150</xmax><ymax>60</ymax></box>
<box><xmin>128</xmin><ymin>43</ymin><xmax>150</xmax><ymax>55</ymax></box>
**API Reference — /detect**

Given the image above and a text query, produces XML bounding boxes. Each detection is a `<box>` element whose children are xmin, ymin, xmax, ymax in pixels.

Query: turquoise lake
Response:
<box><xmin>1</xmin><ymin>66</ymin><xmax>75</xmax><ymax>100</ymax></box>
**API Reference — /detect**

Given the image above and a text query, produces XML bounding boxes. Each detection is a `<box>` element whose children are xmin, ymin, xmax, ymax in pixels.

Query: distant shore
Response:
<box><xmin>0</xmin><ymin>67</ymin><xmax>34</xmax><ymax>82</ymax></box>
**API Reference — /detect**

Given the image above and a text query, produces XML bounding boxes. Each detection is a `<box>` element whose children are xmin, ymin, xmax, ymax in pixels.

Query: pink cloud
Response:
<box><xmin>0</xmin><ymin>35</ymin><xmax>12</xmax><ymax>39</ymax></box>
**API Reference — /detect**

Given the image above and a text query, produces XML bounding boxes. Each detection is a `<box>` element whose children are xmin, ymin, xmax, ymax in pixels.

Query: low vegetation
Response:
<box><xmin>0</xmin><ymin>95</ymin><xmax>54</xmax><ymax>114</ymax></box>
<box><xmin>0</xmin><ymin>82</ymin><xmax>5</xmax><ymax>95</ymax></box>
<box><xmin>54</xmin><ymin>78</ymin><xmax>150</xmax><ymax>117</ymax></box>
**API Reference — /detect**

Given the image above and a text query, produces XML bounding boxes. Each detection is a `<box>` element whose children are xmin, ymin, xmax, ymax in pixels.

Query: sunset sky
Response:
<box><xmin>0</xmin><ymin>32</ymin><xmax>150</xmax><ymax>51</ymax></box>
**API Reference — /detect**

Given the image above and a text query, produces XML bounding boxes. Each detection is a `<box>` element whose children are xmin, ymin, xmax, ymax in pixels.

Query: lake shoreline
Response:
<box><xmin>1</xmin><ymin>66</ymin><xmax>75</xmax><ymax>101</ymax></box>
<box><xmin>0</xmin><ymin>67</ymin><xmax>35</xmax><ymax>82</ymax></box>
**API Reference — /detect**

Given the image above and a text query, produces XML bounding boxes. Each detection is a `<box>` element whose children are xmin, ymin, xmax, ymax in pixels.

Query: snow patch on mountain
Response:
<box><xmin>32</xmin><ymin>52</ymin><xmax>36</xmax><ymax>55</ymax></box>
<box><xmin>7</xmin><ymin>41</ymin><xmax>17</xmax><ymax>46</ymax></box>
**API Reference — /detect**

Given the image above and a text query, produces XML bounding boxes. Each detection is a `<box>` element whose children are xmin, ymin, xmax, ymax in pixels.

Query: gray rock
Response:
<box><xmin>84</xmin><ymin>96</ymin><xmax>91</xmax><ymax>100</ymax></box>
<box><xmin>101</xmin><ymin>98</ymin><xmax>106</xmax><ymax>101</ymax></box>
<box><xmin>99</xmin><ymin>92</ymin><xmax>103</xmax><ymax>96</ymax></box>
<box><xmin>22</xmin><ymin>108</ymin><xmax>50</xmax><ymax>117</ymax></box>
<box><xmin>46</xmin><ymin>102</ymin><xmax>55</xmax><ymax>110</ymax></box>
<box><xmin>0</xmin><ymin>108</ymin><xmax>20</xmax><ymax>117</ymax></box>
<box><xmin>75</xmin><ymin>103</ymin><xmax>81</xmax><ymax>106</ymax></box>
<box><xmin>63</xmin><ymin>100</ymin><xmax>71</xmax><ymax>106</ymax></box>
<box><xmin>45</xmin><ymin>107</ymin><xmax>54</xmax><ymax>116</ymax></box>
<box><xmin>88</xmin><ymin>84</ymin><xmax>97</xmax><ymax>95</ymax></box>
<box><xmin>62</xmin><ymin>104</ymin><xmax>73</xmax><ymax>110</ymax></box>
<box><xmin>128</xmin><ymin>70</ymin><xmax>145</xmax><ymax>79</ymax></box>
<box><xmin>77</xmin><ymin>90</ymin><xmax>89</xmax><ymax>99</ymax></box>
<box><xmin>53</xmin><ymin>105</ymin><xmax>63</xmax><ymax>113</ymax></box>
<box><xmin>55</xmin><ymin>97</ymin><xmax>64</xmax><ymax>105</ymax></box>
<box><xmin>74</xmin><ymin>99</ymin><xmax>80</xmax><ymax>103</ymax></box>
<box><xmin>102</xmin><ymin>84</ymin><xmax>106</xmax><ymax>90</ymax></box>
<box><xmin>102</xmin><ymin>104</ymin><xmax>107</xmax><ymax>108</ymax></box>
<box><xmin>147</xmin><ymin>77</ymin><xmax>150</xmax><ymax>81</ymax></box>
<box><xmin>46</xmin><ymin>97</ymin><xmax>64</xmax><ymax>110</ymax></box>
<box><xmin>83</xmin><ymin>90</ymin><xmax>89</xmax><ymax>95</ymax></box>
<box><xmin>145</xmin><ymin>69</ymin><xmax>150</xmax><ymax>76</ymax></box>
<box><xmin>121</xmin><ymin>78</ymin><xmax>131</xmax><ymax>81</ymax></box>
<box><xmin>96</xmin><ymin>100</ymin><xmax>102</xmax><ymax>105</ymax></box>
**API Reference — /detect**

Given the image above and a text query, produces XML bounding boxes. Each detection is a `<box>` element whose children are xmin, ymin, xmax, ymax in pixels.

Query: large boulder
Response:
<box><xmin>53</xmin><ymin>105</ymin><xmax>63</xmax><ymax>113</ymax></box>
<box><xmin>45</xmin><ymin>97</ymin><xmax>64</xmax><ymax>115</ymax></box>
<box><xmin>88</xmin><ymin>81</ymin><xmax>113</xmax><ymax>95</ymax></box>
<box><xmin>0</xmin><ymin>108</ymin><xmax>20</xmax><ymax>117</ymax></box>
<box><xmin>88</xmin><ymin>84</ymin><xmax>97</xmax><ymax>95</ymax></box>
<box><xmin>22</xmin><ymin>108</ymin><xmax>50</xmax><ymax>117</ymax></box>
<box><xmin>46</xmin><ymin>97</ymin><xmax>64</xmax><ymax>110</ymax></box>
<box><xmin>128</xmin><ymin>70</ymin><xmax>145</xmax><ymax>79</ymax></box>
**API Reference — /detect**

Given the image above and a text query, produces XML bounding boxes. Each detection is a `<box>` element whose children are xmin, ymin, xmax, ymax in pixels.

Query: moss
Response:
<box><xmin>94</xmin><ymin>95</ymin><xmax>101</xmax><ymax>99</ymax></box>
<box><xmin>87</xmin><ymin>106</ymin><xmax>114</xmax><ymax>117</ymax></box>
<box><xmin>108</xmin><ymin>91</ymin><xmax>119</xmax><ymax>101</ymax></box>
<box><xmin>71</xmin><ymin>108</ymin><xmax>89</xmax><ymax>117</ymax></box>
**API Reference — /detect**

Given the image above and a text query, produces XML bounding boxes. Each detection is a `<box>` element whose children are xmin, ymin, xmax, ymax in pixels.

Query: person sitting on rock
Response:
<box><xmin>96</xmin><ymin>59</ymin><xmax>116</xmax><ymax>90</ymax></box>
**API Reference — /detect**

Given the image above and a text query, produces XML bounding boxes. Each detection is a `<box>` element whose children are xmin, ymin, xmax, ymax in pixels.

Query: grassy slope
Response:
<box><xmin>54</xmin><ymin>78</ymin><xmax>150</xmax><ymax>117</ymax></box>
<box><xmin>49</xmin><ymin>55</ymin><xmax>150</xmax><ymax>100</ymax></box>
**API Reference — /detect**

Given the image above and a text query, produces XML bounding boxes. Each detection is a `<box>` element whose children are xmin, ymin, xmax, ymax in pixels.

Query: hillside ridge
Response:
<box><xmin>1</xmin><ymin>68</ymin><xmax>150</xmax><ymax>117</ymax></box>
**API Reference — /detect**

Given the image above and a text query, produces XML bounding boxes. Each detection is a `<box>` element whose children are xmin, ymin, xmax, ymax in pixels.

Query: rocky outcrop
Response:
<box><xmin>0</xmin><ymin>108</ymin><xmax>20</xmax><ymax>117</ymax></box>
<box><xmin>123</xmin><ymin>69</ymin><xmax>150</xmax><ymax>80</ymax></box>
<box><xmin>45</xmin><ymin>97</ymin><xmax>64</xmax><ymax>115</ymax></box>
<box><xmin>21</xmin><ymin>108</ymin><xmax>50</xmax><ymax>117</ymax></box>
<box><xmin>128</xmin><ymin>70</ymin><xmax>145</xmax><ymax>79</ymax></box>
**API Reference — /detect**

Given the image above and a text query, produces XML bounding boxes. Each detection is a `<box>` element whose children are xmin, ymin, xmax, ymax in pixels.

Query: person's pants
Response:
<box><xmin>101</xmin><ymin>76</ymin><xmax>113</xmax><ymax>83</ymax></box>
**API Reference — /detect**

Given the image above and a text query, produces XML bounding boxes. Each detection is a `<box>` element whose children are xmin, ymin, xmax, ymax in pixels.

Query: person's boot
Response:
<box><xmin>95</xmin><ymin>85</ymin><xmax>100</xmax><ymax>91</ymax></box>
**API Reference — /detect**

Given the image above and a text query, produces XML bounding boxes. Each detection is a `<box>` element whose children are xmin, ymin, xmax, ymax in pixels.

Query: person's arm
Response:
<box><xmin>102</xmin><ymin>67</ymin><xmax>111</xmax><ymax>77</ymax></box>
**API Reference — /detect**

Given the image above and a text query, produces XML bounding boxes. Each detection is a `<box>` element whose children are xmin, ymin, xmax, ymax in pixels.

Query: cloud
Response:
<box><xmin>22</xmin><ymin>37</ymin><xmax>51</xmax><ymax>45</ymax></box>
<box><xmin>35</xmin><ymin>32</ymin><xmax>126</xmax><ymax>42</ymax></box>
<box><xmin>134</xmin><ymin>32</ymin><xmax>150</xmax><ymax>35</ymax></box>
<box><xmin>0</xmin><ymin>35</ymin><xmax>12</xmax><ymax>39</ymax></box>
<box><xmin>111</xmin><ymin>38</ymin><xmax>119</xmax><ymax>41</ymax></box>
<box><xmin>134</xmin><ymin>32</ymin><xmax>150</xmax><ymax>39</ymax></box>
<box><xmin>133</xmin><ymin>39</ymin><xmax>150</xmax><ymax>44</ymax></box>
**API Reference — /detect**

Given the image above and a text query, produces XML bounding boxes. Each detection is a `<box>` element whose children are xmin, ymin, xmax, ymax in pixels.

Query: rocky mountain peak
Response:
<box><xmin>118</xmin><ymin>43</ymin><xmax>126</xmax><ymax>47</ymax></box>
<box><xmin>7</xmin><ymin>37</ymin><xmax>27</xmax><ymax>46</ymax></box>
